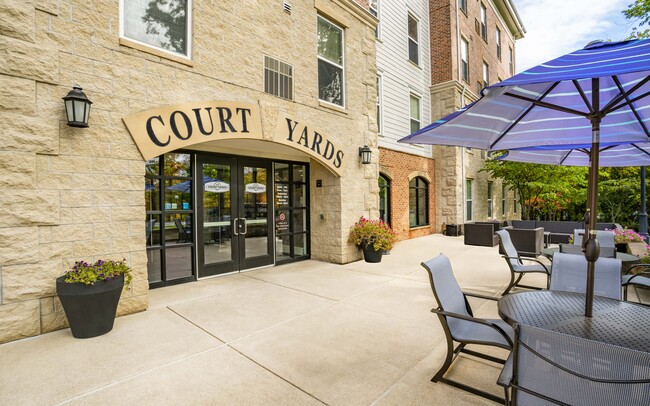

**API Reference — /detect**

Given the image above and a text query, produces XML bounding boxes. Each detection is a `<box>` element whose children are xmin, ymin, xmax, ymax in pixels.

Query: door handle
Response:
<box><xmin>240</xmin><ymin>218</ymin><xmax>247</xmax><ymax>235</ymax></box>
<box><xmin>233</xmin><ymin>218</ymin><xmax>239</xmax><ymax>235</ymax></box>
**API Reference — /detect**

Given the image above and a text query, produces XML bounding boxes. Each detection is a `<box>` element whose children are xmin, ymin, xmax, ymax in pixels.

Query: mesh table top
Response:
<box><xmin>498</xmin><ymin>291</ymin><xmax>650</xmax><ymax>352</ymax></box>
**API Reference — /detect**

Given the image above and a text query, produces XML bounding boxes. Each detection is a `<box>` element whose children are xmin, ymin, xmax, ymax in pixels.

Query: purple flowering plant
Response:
<box><xmin>64</xmin><ymin>259</ymin><xmax>133</xmax><ymax>289</ymax></box>
<box><xmin>609</xmin><ymin>228</ymin><xmax>644</xmax><ymax>244</ymax></box>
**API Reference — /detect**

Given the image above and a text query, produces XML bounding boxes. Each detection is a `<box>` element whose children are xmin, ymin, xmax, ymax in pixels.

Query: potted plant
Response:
<box><xmin>349</xmin><ymin>217</ymin><xmax>397</xmax><ymax>263</ymax></box>
<box><xmin>56</xmin><ymin>259</ymin><xmax>133</xmax><ymax>339</ymax></box>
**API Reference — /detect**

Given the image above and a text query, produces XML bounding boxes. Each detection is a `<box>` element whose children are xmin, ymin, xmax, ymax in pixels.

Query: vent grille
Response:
<box><xmin>264</xmin><ymin>56</ymin><xmax>294</xmax><ymax>100</ymax></box>
<box><xmin>283</xmin><ymin>1</ymin><xmax>291</xmax><ymax>14</ymax></box>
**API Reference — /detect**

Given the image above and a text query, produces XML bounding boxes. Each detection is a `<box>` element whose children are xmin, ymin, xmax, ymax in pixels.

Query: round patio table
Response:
<box><xmin>541</xmin><ymin>247</ymin><xmax>640</xmax><ymax>264</ymax></box>
<box><xmin>498</xmin><ymin>290</ymin><xmax>650</xmax><ymax>352</ymax></box>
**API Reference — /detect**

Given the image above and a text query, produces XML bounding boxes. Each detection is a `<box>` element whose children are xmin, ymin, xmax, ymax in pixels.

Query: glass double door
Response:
<box><xmin>197</xmin><ymin>155</ymin><xmax>273</xmax><ymax>277</ymax></box>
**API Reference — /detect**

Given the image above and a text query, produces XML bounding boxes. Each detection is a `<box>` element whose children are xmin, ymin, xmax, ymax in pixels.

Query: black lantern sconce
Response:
<box><xmin>359</xmin><ymin>145</ymin><xmax>372</xmax><ymax>164</ymax></box>
<box><xmin>62</xmin><ymin>86</ymin><xmax>92</xmax><ymax>128</ymax></box>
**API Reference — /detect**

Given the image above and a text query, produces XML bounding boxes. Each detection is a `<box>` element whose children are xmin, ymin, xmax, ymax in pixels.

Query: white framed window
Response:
<box><xmin>496</xmin><ymin>27</ymin><xmax>502</xmax><ymax>61</ymax></box>
<box><xmin>480</xmin><ymin>3</ymin><xmax>487</xmax><ymax>41</ymax></box>
<box><xmin>264</xmin><ymin>56</ymin><xmax>293</xmax><ymax>100</ymax></box>
<box><xmin>466</xmin><ymin>178</ymin><xmax>473</xmax><ymax>221</ymax></box>
<box><xmin>376</xmin><ymin>75</ymin><xmax>383</xmax><ymax>134</ymax></box>
<box><xmin>317</xmin><ymin>16</ymin><xmax>345</xmax><ymax>107</ymax></box>
<box><xmin>370</xmin><ymin>0</ymin><xmax>380</xmax><ymax>38</ymax></box>
<box><xmin>407</xmin><ymin>12</ymin><xmax>419</xmax><ymax>65</ymax></box>
<box><xmin>483</xmin><ymin>61</ymin><xmax>489</xmax><ymax>88</ymax></box>
<box><xmin>509</xmin><ymin>47</ymin><xmax>514</xmax><ymax>75</ymax></box>
<box><xmin>120</xmin><ymin>0</ymin><xmax>192</xmax><ymax>59</ymax></box>
<box><xmin>410</xmin><ymin>93</ymin><xmax>421</xmax><ymax>133</ymax></box>
<box><xmin>513</xmin><ymin>189</ymin><xmax>518</xmax><ymax>213</ymax></box>
<box><xmin>460</xmin><ymin>38</ymin><xmax>469</xmax><ymax>82</ymax></box>
<box><xmin>487</xmin><ymin>181</ymin><xmax>493</xmax><ymax>218</ymax></box>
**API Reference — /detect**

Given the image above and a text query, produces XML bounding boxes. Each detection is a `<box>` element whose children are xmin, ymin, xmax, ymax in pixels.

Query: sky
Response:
<box><xmin>515</xmin><ymin>0</ymin><xmax>637</xmax><ymax>73</ymax></box>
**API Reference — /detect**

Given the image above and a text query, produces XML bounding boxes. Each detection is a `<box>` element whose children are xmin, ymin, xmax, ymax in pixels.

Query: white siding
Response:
<box><xmin>376</xmin><ymin>0</ymin><xmax>432</xmax><ymax>157</ymax></box>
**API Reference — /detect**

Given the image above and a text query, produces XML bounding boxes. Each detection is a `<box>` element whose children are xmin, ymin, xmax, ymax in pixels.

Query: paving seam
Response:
<box><xmin>226</xmin><ymin>345</ymin><xmax>330</xmax><ymax>406</ymax></box>
<box><xmin>52</xmin><ymin>345</ymin><xmax>225</xmax><ymax>405</ymax></box>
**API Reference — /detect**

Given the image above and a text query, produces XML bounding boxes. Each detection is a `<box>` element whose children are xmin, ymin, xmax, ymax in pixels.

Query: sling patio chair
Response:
<box><xmin>572</xmin><ymin>229</ymin><xmax>616</xmax><ymax>247</ymax></box>
<box><xmin>174</xmin><ymin>218</ymin><xmax>192</xmax><ymax>243</ymax></box>
<box><xmin>550</xmin><ymin>252</ymin><xmax>622</xmax><ymax>300</ymax></box>
<box><xmin>503</xmin><ymin>324</ymin><xmax>650</xmax><ymax>405</ymax></box>
<box><xmin>422</xmin><ymin>254</ymin><xmax>514</xmax><ymax>403</ymax></box>
<box><xmin>496</xmin><ymin>229</ymin><xmax>550</xmax><ymax>295</ymax></box>
<box><xmin>622</xmin><ymin>263</ymin><xmax>650</xmax><ymax>304</ymax></box>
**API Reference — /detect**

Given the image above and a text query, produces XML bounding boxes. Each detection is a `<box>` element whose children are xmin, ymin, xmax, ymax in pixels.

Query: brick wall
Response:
<box><xmin>379</xmin><ymin>148</ymin><xmax>436</xmax><ymax>240</ymax></box>
<box><xmin>429</xmin><ymin>0</ymin><xmax>453</xmax><ymax>84</ymax></box>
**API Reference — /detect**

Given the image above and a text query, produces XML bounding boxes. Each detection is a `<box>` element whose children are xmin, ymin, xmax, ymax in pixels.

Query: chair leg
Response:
<box><xmin>432</xmin><ymin>339</ymin><xmax>462</xmax><ymax>382</ymax></box>
<box><xmin>503</xmin><ymin>272</ymin><xmax>517</xmax><ymax>295</ymax></box>
<box><xmin>623</xmin><ymin>285</ymin><xmax>628</xmax><ymax>301</ymax></box>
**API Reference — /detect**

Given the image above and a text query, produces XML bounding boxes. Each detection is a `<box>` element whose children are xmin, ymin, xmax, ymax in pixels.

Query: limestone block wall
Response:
<box><xmin>0</xmin><ymin>0</ymin><xmax>377</xmax><ymax>343</ymax></box>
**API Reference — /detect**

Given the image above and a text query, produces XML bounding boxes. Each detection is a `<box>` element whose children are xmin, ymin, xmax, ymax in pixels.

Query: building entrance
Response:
<box><xmin>197</xmin><ymin>154</ymin><xmax>273</xmax><ymax>277</ymax></box>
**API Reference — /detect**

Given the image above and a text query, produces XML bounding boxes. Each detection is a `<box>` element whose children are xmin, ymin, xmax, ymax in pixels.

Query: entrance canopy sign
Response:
<box><xmin>123</xmin><ymin>101</ymin><xmax>264</xmax><ymax>161</ymax></box>
<box><xmin>124</xmin><ymin>101</ymin><xmax>347</xmax><ymax>177</ymax></box>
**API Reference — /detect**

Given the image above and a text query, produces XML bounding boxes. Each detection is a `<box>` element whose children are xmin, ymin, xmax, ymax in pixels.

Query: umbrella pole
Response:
<box><xmin>584</xmin><ymin>79</ymin><xmax>602</xmax><ymax>317</ymax></box>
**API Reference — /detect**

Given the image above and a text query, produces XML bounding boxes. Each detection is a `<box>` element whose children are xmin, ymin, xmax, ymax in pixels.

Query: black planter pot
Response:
<box><xmin>56</xmin><ymin>275</ymin><xmax>124</xmax><ymax>339</ymax></box>
<box><xmin>362</xmin><ymin>243</ymin><xmax>383</xmax><ymax>263</ymax></box>
<box><xmin>616</xmin><ymin>243</ymin><xmax>628</xmax><ymax>253</ymax></box>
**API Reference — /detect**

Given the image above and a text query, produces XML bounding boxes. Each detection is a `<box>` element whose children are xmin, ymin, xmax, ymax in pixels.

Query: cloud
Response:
<box><xmin>515</xmin><ymin>0</ymin><xmax>633</xmax><ymax>72</ymax></box>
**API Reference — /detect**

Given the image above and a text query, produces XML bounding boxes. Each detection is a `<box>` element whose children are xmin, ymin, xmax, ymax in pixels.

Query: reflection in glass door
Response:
<box><xmin>240</xmin><ymin>163</ymin><xmax>272</xmax><ymax>269</ymax></box>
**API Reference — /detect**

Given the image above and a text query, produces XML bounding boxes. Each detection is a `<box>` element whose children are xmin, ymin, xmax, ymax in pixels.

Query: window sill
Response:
<box><xmin>410</xmin><ymin>224</ymin><xmax>430</xmax><ymax>230</ymax></box>
<box><xmin>119</xmin><ymin>38</ymin><xmax>194</xmax><ymax>67</ymax></box>
<box><xmin>318</xmin><ymin>100</ymin><xmax>348</xmax><ymax>115</ymax></box>
<box><xmin>407</xmin><ymin>59</ymin><xmax>421</xmax><ymax>70</ymax></box>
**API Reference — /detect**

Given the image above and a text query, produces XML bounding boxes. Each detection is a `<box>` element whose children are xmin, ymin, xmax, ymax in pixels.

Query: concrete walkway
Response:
<box><xmin>0</xmin><ymin>234</ymin><xmax>549</xmax><ymax>405</ymax></box>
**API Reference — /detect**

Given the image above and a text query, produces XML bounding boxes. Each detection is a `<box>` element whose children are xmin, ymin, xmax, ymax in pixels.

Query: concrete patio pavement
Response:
<box><xmin>1</xmin><ymin>234</ymin><xmax>550</xmax><ymax>405</ymax></box>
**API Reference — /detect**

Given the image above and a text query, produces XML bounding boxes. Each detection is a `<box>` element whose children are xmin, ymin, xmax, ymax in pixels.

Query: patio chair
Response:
<box><xmin>421</xmin><ymin>254</ymin><xmax>514</xmax><ymax>403</ymax></box>
<box><xmin>550</xmin><ymin>252</ymin><xmax>622</xmax><ymax>300</ymax></box>
<box><xmin>146</xmin><ymin>218</ymin><xmax>156</xmax><ymax>245</ymax></box>
<box><xmin>496</xmin><ymin>229</ymin><xmax>550</xmax><ymax>295</ymax></box>
<box><xmin>505</xmin><ymin>324</ymin><xmax>650</xmax><ymax>405</ymax></box>
<box><xmin>572</xmin><ymin>229</ymin><xmax>615</xmax><ymax>247</ymax></box>
<box><xmin>622</xmin><ymin>263</ymin><xmax>650</xmax><ymax>304</ymax></box>
<box><xmin>174</xmin><ymin>218</ymin><xmax>191</xmax><ymax>243</ymax></box>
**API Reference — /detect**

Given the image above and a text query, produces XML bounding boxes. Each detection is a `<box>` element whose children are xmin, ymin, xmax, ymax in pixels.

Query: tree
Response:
<box><xmin>623</xmin><ymin>0</ymin><xmax>650</xmax><ymax>39</ymax></box>
<box><xmin>482</xmin><ymin>158</ymin><xmax>587</xmax><ymax>220</ymax></box>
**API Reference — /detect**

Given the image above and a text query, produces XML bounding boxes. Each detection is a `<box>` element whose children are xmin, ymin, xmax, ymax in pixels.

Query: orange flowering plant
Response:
<box><xmin>349</xmin><ymin>216</ymin><xmax>397</xmax><ymax>251</ymax></box>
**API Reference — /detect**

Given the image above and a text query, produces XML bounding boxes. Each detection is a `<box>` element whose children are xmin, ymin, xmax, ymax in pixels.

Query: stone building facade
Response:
<box><xmin>429</xmin><ymin>0</ymin><xmax>525</xmax><ymax>229</ymax></box>
<box><xmin>0</xmin><ymin>1</ymin><xmax>377</xmax><ymax>344</ymax></box>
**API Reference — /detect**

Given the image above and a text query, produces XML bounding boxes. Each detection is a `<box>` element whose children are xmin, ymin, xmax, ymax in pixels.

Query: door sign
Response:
<box><xmin>205</xmin><ymin>181</ymin><xmax>230</xmax><ymax>193</ymax></box>
<box><xmin>245</xmin><ymin>183</ymin><xmax>267</xmax><ymax>193</ymax></box>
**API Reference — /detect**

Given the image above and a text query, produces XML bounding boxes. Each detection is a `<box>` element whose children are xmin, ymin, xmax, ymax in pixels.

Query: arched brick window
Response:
<box><xmin>409</xmin><ymin>177</ymin><xmax>428</xmax><ymax>227</ymax></box>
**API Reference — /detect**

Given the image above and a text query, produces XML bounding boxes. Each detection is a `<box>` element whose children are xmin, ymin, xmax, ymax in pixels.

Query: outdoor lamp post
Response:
<box><xmin>359</xmin><ymin>145</ymin><xmax>372</xmax><ymax>164</ymax></box>
<box><xmin>62</xmin><ymin>86</ymin><xmax>92</xmax><ymax>128</ymax></box>
<box><xmin>640</xmin><ymin>166</ymin><xmax>648</xmax><ymax>242</ymax></box>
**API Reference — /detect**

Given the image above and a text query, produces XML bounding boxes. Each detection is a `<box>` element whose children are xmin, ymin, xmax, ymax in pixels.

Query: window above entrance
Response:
<box><xmin>120</xmin><ymin>0</ymin><xmax>192</xmax><ymax>59</ymax></box>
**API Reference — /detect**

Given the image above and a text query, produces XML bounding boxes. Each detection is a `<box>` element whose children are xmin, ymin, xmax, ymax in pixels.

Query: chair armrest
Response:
<box><xmin>501</xmin><ymin>255</ymin><xmax>550</xmax><ymax>273</ymax></box>
<box><xmin>623</xmin><ymin>271</ymin><xmax>650</xmax><ymax>285</ymax></box>
<box><xmin>463</xmin><ymin>291</ymin><xmax>499</xmax><ymax>301</ymax></box>
<box><xmin>431</xmin><ymin>308</ymin><xmax>513</xmax><ymax>347</ymax></box>
<box><xmin>625</xmin><ymin>263</ymin><xmax>650</xmax><ymax>275</ymax></box>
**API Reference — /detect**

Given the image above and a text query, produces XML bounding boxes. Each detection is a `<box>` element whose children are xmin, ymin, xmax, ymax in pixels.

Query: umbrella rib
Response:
<box><xmin>490</xmin><ymin>82</ymin><xmax>560</xmax><ymax>149</ymax></box>
<box><xmin>603</xmin><ymin>75</ymin><xmax>650</xmax><ymax>114</ymax></box>
<box><xmin>504</xmin><ymin>92</ymin><xmax>590</xmax><ymax>117</ymax></box>
<box><xmin>558</xmin><ymin>150</ymin><xmax>573</xmax><ymax>165</ymax></box>
<box><xmin>612</xmin><ymin>75</ymin><xmax>650</xmax><ymax>139</ymax></box>
<box><xmin>572</xmin><ymin>80</ymin><xmax>593</xmax><ymax>113</ymax></box>
<box><xmin>632</xmin><ymin>143</ymin><xmax>650</xmax><ymax>158</ymax></box>
<box><xmin>607</xmin><ymin>88</ymin><xmax>650</xmax><ymax>115</ymax></box>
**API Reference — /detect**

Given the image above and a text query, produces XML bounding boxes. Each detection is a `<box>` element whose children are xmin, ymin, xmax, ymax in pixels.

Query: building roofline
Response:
<box><xmin>494</xmin><ymin>0</ymin><xmax>526</xmax><ymax>40</ymax></box>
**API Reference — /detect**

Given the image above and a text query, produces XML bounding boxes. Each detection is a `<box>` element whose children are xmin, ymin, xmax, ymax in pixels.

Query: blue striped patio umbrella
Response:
<box><xmin>400</xmin><ymin>39</ymin><xmax>650</xmax><ymax>316</ymax></box>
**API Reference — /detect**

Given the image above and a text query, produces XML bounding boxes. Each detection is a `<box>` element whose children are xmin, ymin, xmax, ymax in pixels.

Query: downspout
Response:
<box><xmin>456</xmin><ymin>0</ymin><xmax>467</xmax><ymax>224</ymax></box>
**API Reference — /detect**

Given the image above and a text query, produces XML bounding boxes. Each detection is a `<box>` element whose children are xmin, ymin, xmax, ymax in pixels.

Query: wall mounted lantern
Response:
<box><xmin>359</xmin><ymin>145</ymin><xmax>372</xmax><ymax>164</ymax></box>
<box><xmin>62</xmin><ymin>86</ymin><xmax>92</xmax><ymax>128</ymax></box>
